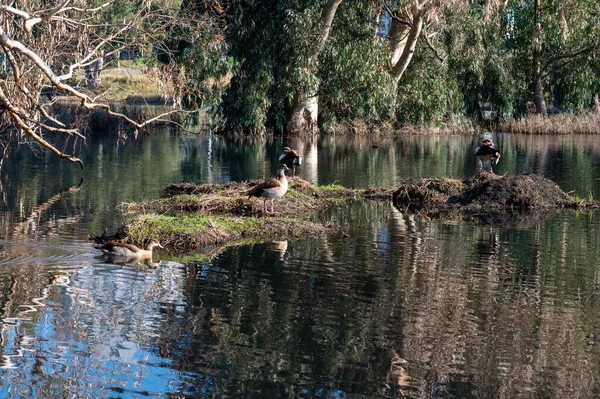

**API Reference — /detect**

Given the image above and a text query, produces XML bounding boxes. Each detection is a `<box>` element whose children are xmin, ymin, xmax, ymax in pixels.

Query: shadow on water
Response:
<box><xmin>1</xmin><ymin>129</ymin><xmax>600</xmax><ymax>397</ymax></box>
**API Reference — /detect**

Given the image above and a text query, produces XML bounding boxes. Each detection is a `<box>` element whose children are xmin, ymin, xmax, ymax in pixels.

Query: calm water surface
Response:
<box><xmin>1</xmin><ymin>130</ymin><xmax>600</xmax><ymax>398</ymax></box>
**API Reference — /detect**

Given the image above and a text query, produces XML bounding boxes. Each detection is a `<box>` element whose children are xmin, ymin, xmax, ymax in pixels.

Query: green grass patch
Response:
<box><xmin>118</xmin><ymin>178</ymin><xmax>394</xmax><ymax>255</ymax></box>
<box><xmin>125</xmin><ymin>212</ymin><xmax>330</xmax><ymax>253</ymax></box>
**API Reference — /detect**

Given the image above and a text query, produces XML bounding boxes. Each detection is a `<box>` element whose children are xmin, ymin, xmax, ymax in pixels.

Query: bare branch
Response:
<box><xmin>0</xmin><ymin>1</ymin><xmax>219</xmax><ymax>167</ymax></box>
<box><xmin>3</xmin><ymin>48</ymin><xmax>21</xmax><ymax>82</ymax></box>
<box><xmin>37</xmin><ymin>104</ymin><xmax>67</xmax><ymax>129</ymax></box>
<box><xmin>421</xmin><ymin>24</ymin><xmax>446</xmax><ymax>63</ymax></box>
<box><xmin>383</xmin><ymin>3</ymin><xmax>411</xmax><ymax>27</ymax></box>
<box><xmin>0</xmin><ymin>85</ymin><xmax>83</xmax><ymax>168</ymax></box>
<box><xmin>541</xmin><ymin>46</ymin><xmax>598</xmax><ymax>75</ymax></box>
<box><xmin>0</xmin><ymin>6</ymin><xmax>32</xmax><ymax>20</ymax></box>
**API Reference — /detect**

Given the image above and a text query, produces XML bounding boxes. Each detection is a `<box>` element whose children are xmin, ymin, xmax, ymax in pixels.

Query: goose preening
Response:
<box><xmin>99</xmin><ymin>239</ymin><xmax>163</xmax><ymax>259</ymax></box>
<box><xmin>248</xmin><ymin>164</ymin><xmax>289</xmax><ymax>215</ymax></box>
<box><xmin>475</xmin><ymin>138</ymin><xmax>501</xmax><ymax>173</ymax></box>
<box><xmin>279</xmin><ymin>147</ymin><xmax>302</xmax><ymax>177</ymax></box>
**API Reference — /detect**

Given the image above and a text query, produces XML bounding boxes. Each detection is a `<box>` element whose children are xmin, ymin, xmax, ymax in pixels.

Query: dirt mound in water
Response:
<box><xmin>452</xmin><ymin>173</ymin><xmax>572</xmax><ymax>209</ymax></box>
<box><xmin>393</xmin><ymin>172</ymin><xmax>596</xmax><ymax>225</ymax></box>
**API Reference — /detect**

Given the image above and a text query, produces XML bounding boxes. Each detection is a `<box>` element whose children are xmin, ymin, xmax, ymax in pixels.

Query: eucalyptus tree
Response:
<box><xmin>383</xmin><ymin>0</ymin><xmax>451</xmax><ymax>87</ymax></box>
<box><xmin>219</xmin><ymin>0</ymin><xmax>454</xmax><ymax>133</ymax></box>
<box><xmin>317</xmin><ymin>1</ymin><xmax>394</xmax><ymax>128</ymax></box>
<box><xmin>214</xmin><ymin>0</ymin><xmax>599</xmax><ymax>133</ymax></box>
<box><xmin>505</xmin><ymin>0</ymin><xmax>600</xmax><ymax>115</ymax></box>
<box><xmin>0</xmin><ymin>0</ymin><xmax>218</xmax><ymax>167</ymax></box>
<box><xmin>218</xmin><ymin>0</ymin><xmax>343</xmax><ymax>134</ymax></box>
<box><xmin>288</xmin><ymin>0</ymin><xmax>342</xmax><ymax>133</ymax></box>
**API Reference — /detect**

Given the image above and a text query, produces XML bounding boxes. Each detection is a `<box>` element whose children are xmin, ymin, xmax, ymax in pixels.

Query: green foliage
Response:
<box><xmin>153</xmin><ymin>1</ymin><xmax>229</xmax><ymax>109</ymax></box>
<box><xmin>395</xmin><ymin>52</ymin><xmax>459</xmax><ymax>126</ymax></box>
<box><xmin>504</xmin><ymin>0</ymin><xmax>600</xmax><ymax>115</ymax></box>
<box><xmin>318</xmin><ymin>2</ymin><xmax>394</xmax><ymax>128</ymax></box>
<box><xmin>172</xmin><ymin>0</ymin><xmax>600</xmax><ymax>132</ymax></box>
<box><xmin>218</xmin><ymin>0</ymin><xmax>299</xmax><ymax>132</ymax></box>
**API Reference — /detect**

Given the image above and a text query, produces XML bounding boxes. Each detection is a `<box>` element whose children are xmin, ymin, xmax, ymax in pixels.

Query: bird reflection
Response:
<box><xmin>264</xmin><ymin>240</ymin><xmax>288</xmax><ymax>262</ymax></box>
<box><xmin>473</xmin><ymin>230</ymin><xmax>500</xmax><ymax>262</ymax></box>
<box><xmin>49</xmin><ymin>274</ymin><xmax>70</xmax><ymax>286</ymax></box>
<box><xmin>384</xmin><ymin>349</ymin><xmax>418</xmax><ymax>397</ymax></box>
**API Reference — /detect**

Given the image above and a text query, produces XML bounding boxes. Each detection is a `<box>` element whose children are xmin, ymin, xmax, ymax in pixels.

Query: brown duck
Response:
<box><xmin>248</xmin><ymin>164</ymin><xmax>290</xmax><ymax>214</ymax></box>
<box><xmin>278</xmin><ymin>147</ymin><xmax>302</xmax><ymax>177</ymax></box>
<box><xmin>99</xmin><ymin>239</ymin><xmax>163</xmax><ymax>258</ymax></box>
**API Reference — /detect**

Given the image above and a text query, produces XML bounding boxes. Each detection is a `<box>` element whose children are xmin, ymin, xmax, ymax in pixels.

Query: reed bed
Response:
<box><xmin>327</xmin><ymin>119</ymin><xmax>479</xmax><ymax>136</ymax></box>
<box><xmin>499</xmin><ymin>112</ymin><xmax>600</xmax><ymax>135</ymax></box>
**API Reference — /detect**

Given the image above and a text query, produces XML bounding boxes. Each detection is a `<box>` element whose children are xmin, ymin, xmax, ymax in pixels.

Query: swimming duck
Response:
<box><xmin>475</xmin><ymin>138</ymin><xmax>500</xmax><ymax>173</ymax></box>
<box><xmin>248</xmin><ymin>164</ymin><xmax>289</xmax><ymax>215</ymax></box>
<box><xmin>279</xmin><ymin>147</ymin><xmax>302</xmax><ymax>177</ymax></box>
<box><xmin>99</xmin><ymin>239</ymin><xmax>163</xmax><ymax>258</ymax></box>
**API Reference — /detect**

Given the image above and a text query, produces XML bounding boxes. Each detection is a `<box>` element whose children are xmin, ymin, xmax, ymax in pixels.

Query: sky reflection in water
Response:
<box><xmin>0</xmin><ymin>131</ymin><xmax>600</xmax><ymax>398</ymax></box>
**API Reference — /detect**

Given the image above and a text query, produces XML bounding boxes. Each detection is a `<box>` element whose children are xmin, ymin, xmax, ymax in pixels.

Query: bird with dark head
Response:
<box><xmin>279</xmin><ymin>147</ymin><xmax>302</xmax><ymax>177</ymax></box>
<box><xmin>475</xmin><ymin>138</ymin><xmax>501</xmax><ymax>173</ymax></box>
<box><xmin>248</xmin><ymin>164</ymin><xmax>290</xmax><ymax>215</ymax></box>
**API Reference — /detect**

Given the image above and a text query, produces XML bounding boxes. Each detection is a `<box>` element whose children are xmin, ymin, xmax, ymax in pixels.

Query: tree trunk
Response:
<box><xmin>387</xmin><ymin>14</ymin><xmax>410</xmax><ymax>67</ymax></box>
<box><xmin>532</xmin><ymin>0</ymin><xmax>547</xmax><ymax>116</ymax></box>
<box><xmin>290</xmin><ymin>91</ymin><xmax>318</xmax><ymax>134</ymax></box>
<box><xmin>289</xmin><ymin>0</ymin><xmax>342</xmax><ymax>134</ymax></box>
<box><xmin>389</xmin><ymin>4</ymin><xmax>424</xmax><ymax>85</ymax></box>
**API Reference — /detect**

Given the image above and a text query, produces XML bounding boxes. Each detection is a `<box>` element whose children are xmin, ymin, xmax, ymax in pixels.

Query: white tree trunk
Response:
<box><xmin>388</xmin><ymin>16</ymin><xmax>410</xmax><ymax>66</ymax></box>
<box><xmin>532</xmin><ymin>0</ymin><xmax>547</xmax><ymax>116</ymax></box>
<box><xmin>290</xmin><ymin>92</ymin><xmax>318</xmax><ymax>133</ymax></box>
<box><xmin>389</xmin><ymin>4</ymin><xmax>424</xmax><ymax>85</ymax></box>
<box><xmin>289</xmin><ymin>0</ymin><xmax>342</xmax><ymax>134</ymax></box>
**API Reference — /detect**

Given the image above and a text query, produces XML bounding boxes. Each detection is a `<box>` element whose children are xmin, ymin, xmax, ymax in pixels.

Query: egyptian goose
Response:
<box><xmin>475</xmin><ymin>138</ymin><xmax>501</xmax><ymax>173</ymax></box>
<box><xmin>248</xmin><ymin>164</ymin><xmax>290</xmax><ymax>214</ymax></box>
<box><xmin>99</xmin><ymin>239</ymin><xmax>163</xmax><ymax>258</ymax></box>
<box><xmin>279</xmin><ymin>147</ymin><xmax>302</xmax><ymax>177</ymax></box>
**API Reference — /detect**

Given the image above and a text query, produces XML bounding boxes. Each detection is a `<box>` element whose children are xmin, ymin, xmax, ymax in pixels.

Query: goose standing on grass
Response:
<box><xmin>248</xmin><ymin>164</ymin><xmax>290</xmax><ymax>215</ymax></box>
<box><xmin>99</xmin><ymin>239</ymin><xmax>163</xmax><ymax>259</ymax></box>
<box><xmin>279</xmin><ymin>147</ymin><xmax>302</xmax><ymax>177</ymax></box>
<box><xmin>475</xmin><ymin>138</ymin><xmax>501</xmax><ymax>173</ymax></box>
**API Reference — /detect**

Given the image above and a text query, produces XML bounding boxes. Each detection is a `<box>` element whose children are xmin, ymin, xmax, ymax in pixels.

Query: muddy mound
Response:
<box><xmin>451</xmin><ymin>173</ymin><xmax>572</xmax><ymax>209</ymax></box>
<box><xmin>393</xmin><ymin>173</ymin><xmax>596</xmax><ymax>224</ymax></box>
<box><xmin>393</xmin><ymin>178</ymin><xmax>464</xmax><ymax>204</ymax></box>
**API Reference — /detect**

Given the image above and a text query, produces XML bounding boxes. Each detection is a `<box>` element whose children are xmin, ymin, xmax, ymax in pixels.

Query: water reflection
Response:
<box><xmin>0</xmin><ymin>131</ymin><xmax>599</xmax><ymax>397</ymax></box>
<box><xmin>2</xmin><ymin>131</ymin><xmax>600</xmax><ymax>241</ymax></box>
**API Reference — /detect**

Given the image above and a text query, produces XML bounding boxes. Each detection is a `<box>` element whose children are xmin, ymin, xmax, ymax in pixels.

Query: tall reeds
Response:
<box><xmin>498</xmin><ymin>111</ymin><xmax>600</xmax><ymax>135</ymax></box>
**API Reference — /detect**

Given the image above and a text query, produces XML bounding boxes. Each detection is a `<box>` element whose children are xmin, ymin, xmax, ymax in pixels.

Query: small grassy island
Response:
<box><xmin>110</xmin><ymin>173</ymin><xmax>598</xmax><ymax>255</ymax></box>
<box><xmin>119</xmin><ymin>178</ymin><xmax>394</xmax><ymax>254</ymax></box>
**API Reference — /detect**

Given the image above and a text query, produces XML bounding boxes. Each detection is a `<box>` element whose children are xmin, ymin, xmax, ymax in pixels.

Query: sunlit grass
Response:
<box><xmin>99</xmin><ymin>75</ymin><xmax>160</xmax><ymax>99</ymax></box>
<box><xmin>125</xmin><ymin>212</ymin><xmax>327</xmax><ymax>253</ymax></box>
<box><xmin>499</xmin><ymin>112</ymin><xmax>600</xmax><ymax>134</ymax></box>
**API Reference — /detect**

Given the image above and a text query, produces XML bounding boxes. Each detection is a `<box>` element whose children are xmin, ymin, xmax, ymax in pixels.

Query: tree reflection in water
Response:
<box><xmin>0</xmin><ymin>132</ymin><xmax>600</xmax><ymax>397</ymax></box>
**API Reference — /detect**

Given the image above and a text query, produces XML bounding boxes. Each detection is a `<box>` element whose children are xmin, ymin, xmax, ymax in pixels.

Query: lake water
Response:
<box><xmin>1</xmin><ymin>129</ymin><xmax>600</xmax><ymax>398</ymax></box>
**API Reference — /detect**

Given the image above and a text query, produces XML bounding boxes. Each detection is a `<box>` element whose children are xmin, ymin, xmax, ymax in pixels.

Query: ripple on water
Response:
<box><xmin>2</xmin><ymin>203</ymin><xmax>600</xmax><ymax>398</ymax></box>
